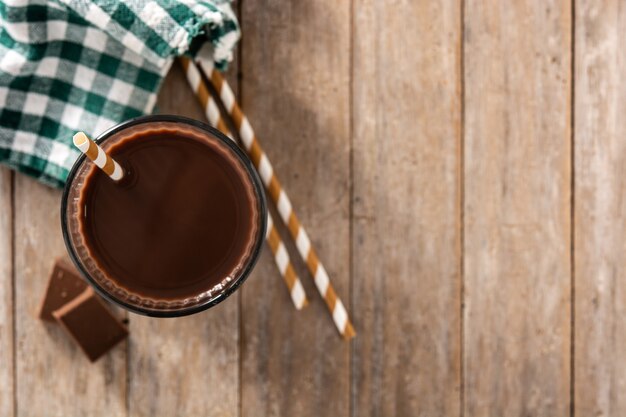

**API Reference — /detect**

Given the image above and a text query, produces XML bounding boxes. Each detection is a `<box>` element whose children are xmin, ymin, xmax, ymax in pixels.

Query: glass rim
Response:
<box><xmin>60</xmin><ymin>114</ymin><xmax>268</xmax><ymax>317</ymax></box>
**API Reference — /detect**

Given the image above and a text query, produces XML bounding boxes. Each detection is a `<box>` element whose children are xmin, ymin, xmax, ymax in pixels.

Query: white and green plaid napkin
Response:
<box><xmin>0</xmin><ymin>0</ymin><xmax>239</xmax><ymax>187</ymax></box>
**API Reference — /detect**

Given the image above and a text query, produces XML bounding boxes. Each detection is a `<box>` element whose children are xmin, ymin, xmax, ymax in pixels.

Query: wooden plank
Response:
<box><xmin>126</xmin><ymin>62</ymin><xmax>240</xmax><ymax>417</ymax></box>
<box><xmin>0</xmin><ymin>168</ymin><xmax>14</xmax><ymax>417</ymax></box>
<box><xmin>239</xmin><ymin>1</ymin><xmax>351</xmax><ymax>415</ymax></box>
<box><xmin>463</xmin><ymin>1</ymin><xmax>572</xmax><ymax>415</ymax></box>
<box><xmin>351</xmin><ymin>1</ymin><xmax>462</xmax><ymax>415</ymax></box>
<box><xmin>13</xmin><ymin>177</ymin><xmax>127</xmax><ymax>416</ymax></box>
<box><xmin>574</xmin><ymin>1</ymin><xmax>626</xmax><ymax>415</ymax></box>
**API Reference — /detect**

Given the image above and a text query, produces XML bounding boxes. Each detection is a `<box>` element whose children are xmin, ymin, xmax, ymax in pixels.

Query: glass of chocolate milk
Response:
<box><xmin>61</xmin><ymin>115</ymin><xmax>267</xmax><ymax>316</ymax></box>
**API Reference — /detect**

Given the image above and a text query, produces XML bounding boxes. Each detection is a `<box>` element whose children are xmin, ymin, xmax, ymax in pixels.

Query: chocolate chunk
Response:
<box><xmin>52</xmin><ymin>288</ymin><xmax>128</xmax><ymax>362</ymax></box>
<box><xmin>39</xmin><ymin>258</ymin><xmax>88</xmax><ymax>321</ymax></box>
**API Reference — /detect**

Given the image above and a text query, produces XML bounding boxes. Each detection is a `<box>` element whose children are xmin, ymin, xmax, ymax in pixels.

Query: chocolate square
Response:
<box><xmin>39</xmin><ymin>258</ymin><xmax>88</xmax><ymax>321</ymax></box>
<box><xmin>52</xmin><ymin>288</ymin><xmax>128</xmax><ymax>362</ymax></box>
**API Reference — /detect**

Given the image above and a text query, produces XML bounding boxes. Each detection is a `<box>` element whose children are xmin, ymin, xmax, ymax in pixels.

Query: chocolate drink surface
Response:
<box><xmin>78</xmin><ymin>126</ymin><xmax>259</xmax><ymax>302</ymax></box>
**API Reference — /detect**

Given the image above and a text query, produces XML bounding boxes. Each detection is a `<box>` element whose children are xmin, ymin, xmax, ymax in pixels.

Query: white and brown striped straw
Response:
<box><xmin>179</xmin><ymin>57</ymin><xmax>308</xmax><ymax>310</ymax></box>
<box><xmin>73</xmin><ymin>132</ymin><xmax>124</xmax><ymax>181</ymax></box>
<box><xmin>196</xmin><ymin>59</ymin><xmax>356</xmax><ymax>339</ymax></box>
<box><xmin>265</xmin><ymin>214</ymin><xmax>307</xmax><ymax>310</ymax></box>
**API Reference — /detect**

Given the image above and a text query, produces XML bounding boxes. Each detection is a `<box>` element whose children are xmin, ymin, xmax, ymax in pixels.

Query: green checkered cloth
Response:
<box><xmin>0</xmin><ymin>0</ymin><xmax>239</xmax><ymax>187</ymax></box>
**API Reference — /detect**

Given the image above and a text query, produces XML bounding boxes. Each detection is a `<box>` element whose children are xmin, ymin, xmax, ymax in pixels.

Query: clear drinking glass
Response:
<box><xmin>61</xmin><ymin>115</ymin><xmax>267</xmax><ymax>317</ymax></box>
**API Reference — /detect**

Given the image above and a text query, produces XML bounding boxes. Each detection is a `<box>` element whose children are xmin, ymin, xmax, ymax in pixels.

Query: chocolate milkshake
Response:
<box><xmin>62</xmin><ymin>116</ymin><xmax>266</xmax><ymax>316</ymax></box>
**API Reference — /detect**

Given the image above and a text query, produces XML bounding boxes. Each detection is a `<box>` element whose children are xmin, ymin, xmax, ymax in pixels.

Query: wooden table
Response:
<box><xmin>1</xmin><ymin>1</ymin><xmax>624</xmax><ymax>416</ymax></box>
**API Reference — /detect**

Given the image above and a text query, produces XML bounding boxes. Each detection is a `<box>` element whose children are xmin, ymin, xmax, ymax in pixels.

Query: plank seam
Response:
<box><xmin>349</xmin><ymin>0</ymin><xmax>355</xmax><ymax>415</ymax></box>
<box><xmin>10</xmin><ymin>171</ymin><xmax>16</xmax><ymax>417</ymax></box>
<box><xmin>459</xmin><ymin>0</ymin><xmax>466</xmax><ymax>416</ymax></box>
<box><xmin>125</xmin><ymin>315</ymin><xmax>130</xmax><ymax>415</ymax></box>
<box><xmin>569</xmin><ymin>0</ymin><xmax>576</xmax><ymax>415</ymax></box>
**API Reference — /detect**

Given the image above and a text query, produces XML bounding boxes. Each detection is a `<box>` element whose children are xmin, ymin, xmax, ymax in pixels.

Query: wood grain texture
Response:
<box><xmin>239</xmin><ymin>1</ymin><xmax>351</xmax><ymax>416</ymax></box>
<box><xmin>13</xmin><ymin>177</ymin><xmax>127</xmax><ymax>417</ymax></box>
<box><xmin>126</xmin><ymin>63</ymin><xmax>240</xmax><ymax>417</ymax></box>
<box><xmin>351</xmin><ymin>0</ymin><xmax>462</xmax><ymax>416</ymax></box>
<box><xmin>12</xmin><ymin>0</ymin><xmax>626</xmax><ymax>413</ymax></box>
<box><xmin>463</xmin><ymin>1</ymin><xmax>572</xmax><ymax>416</ymax></box>
<box><xmin>0</xmin><ymin>168</ymin><xmax>14</xmax><ymax>417</ymax></box>
<box><xmin>574</xmin><ymin>1</ymin><xmax>626</xmax><ymax>415</ymax></box>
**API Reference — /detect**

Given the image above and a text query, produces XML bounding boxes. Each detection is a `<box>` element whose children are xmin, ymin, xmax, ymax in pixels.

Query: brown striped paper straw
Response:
<box><xmin>179</xmin><ymin>57</ymin><xmax>308</xmax><ymax>310</ymax></box>
<box><xmin>73</xmin><ymin>132</ymin><xmax>123</xmax><ymax>181</ymax></box>
<box><xmin>196</xmin><ymin>59</ymin><xmax>356</xmax><ymax>339</ymax></box>
<box><xmin>265</xmin><ymin>214</ymin><xmax>307</xmax><ymax>310</ymax></box>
